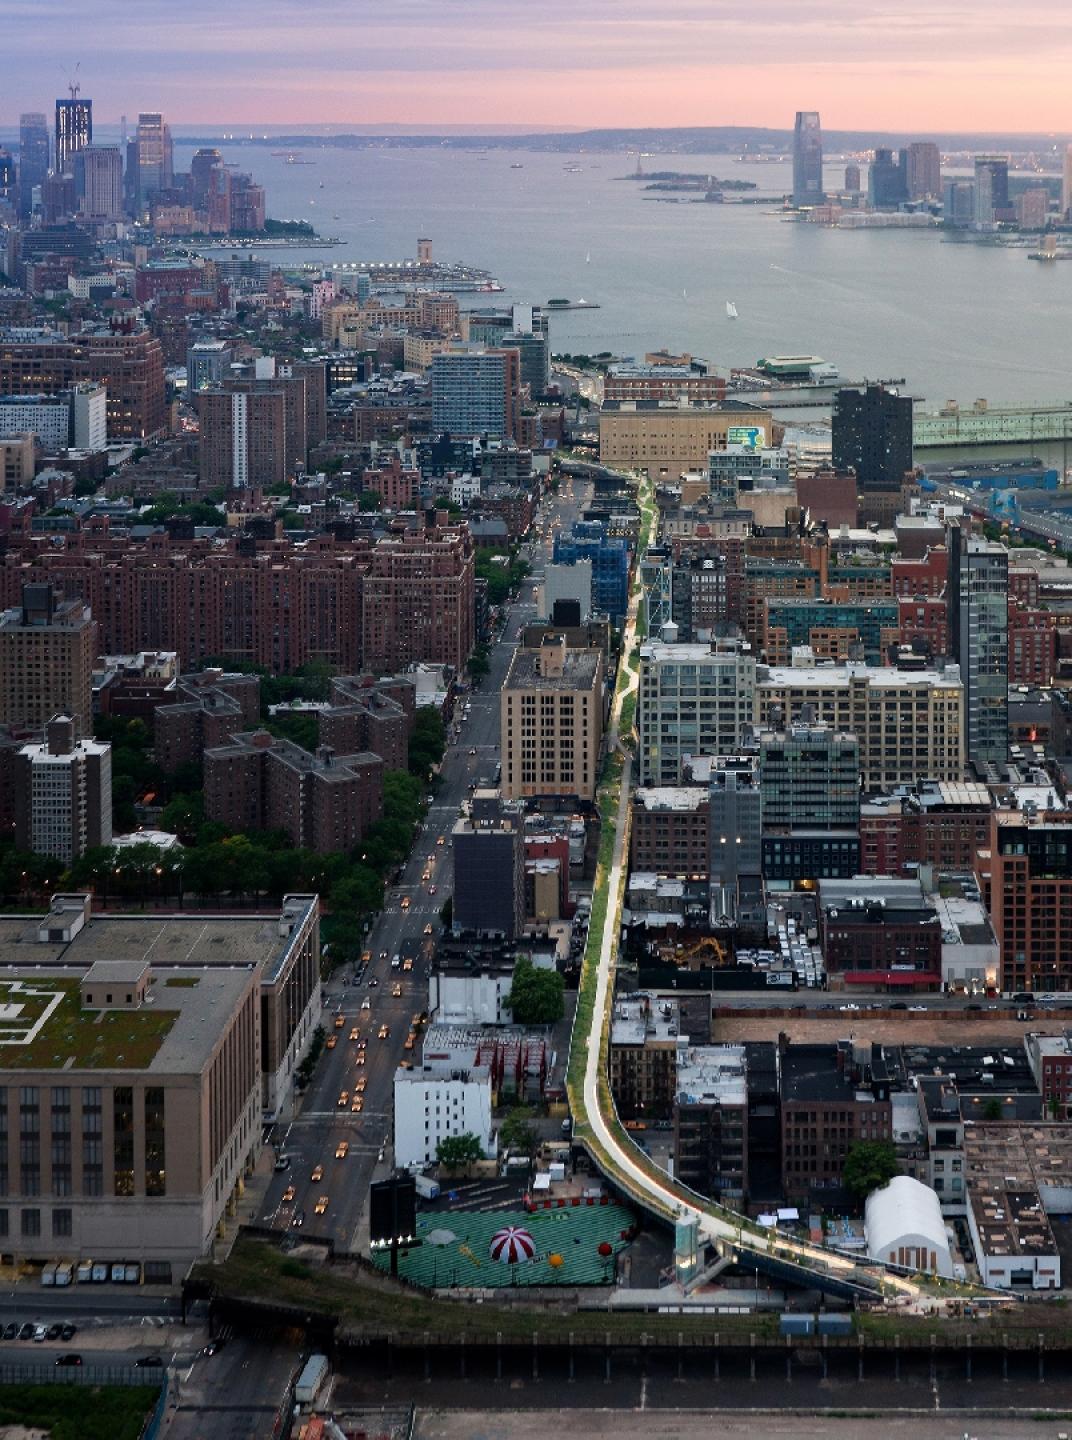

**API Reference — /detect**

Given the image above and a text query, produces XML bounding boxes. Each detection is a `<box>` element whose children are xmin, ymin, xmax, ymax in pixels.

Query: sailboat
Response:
<box><xmin>585</xmin><ymin>250</ymin><xmax>591</xmax><ymax>264</ymax></box>
<box><xmin>726</xmin><ymin>301</ymin><xmax>738</xmax><ymax>319</ymax></box>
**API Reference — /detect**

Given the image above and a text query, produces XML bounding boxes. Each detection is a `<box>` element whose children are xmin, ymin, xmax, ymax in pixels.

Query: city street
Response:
<box><xmin>255</xmin><ymin>475</ymin><xmax>590</xmax><ymax>1252</ymax></box>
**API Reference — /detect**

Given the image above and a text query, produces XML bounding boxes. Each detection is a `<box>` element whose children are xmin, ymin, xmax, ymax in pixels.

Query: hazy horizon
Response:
<box><xmin>3</xmin><ymin>0</ymin><xmax>1070</xmax><ymax>132</ymax></box>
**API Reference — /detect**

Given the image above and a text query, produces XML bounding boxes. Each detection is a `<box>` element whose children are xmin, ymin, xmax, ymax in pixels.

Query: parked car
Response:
<box><xmin>59</xmin><ymin>1323</ymin><xmax>76</xmax><ymax>1342</ymax></box>
<box><xmin>17</xmin><ymin>1322</ymin><xmax>34</xmax><ymax>1341</ymax></box>
<box><xmin>2</xmin><ymin>1322</ymin><xmax>17</xmax><ymax>1341</ymax></box>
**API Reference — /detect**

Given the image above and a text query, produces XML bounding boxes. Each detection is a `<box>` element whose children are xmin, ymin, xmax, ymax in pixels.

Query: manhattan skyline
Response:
<box><xmin>1</xmin><ymin>0</ymin><xmax>1070</xmax><ymax>131</ymax></box>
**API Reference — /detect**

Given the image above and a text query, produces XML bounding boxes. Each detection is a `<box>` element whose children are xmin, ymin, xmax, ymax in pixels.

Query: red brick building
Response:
<box><xmin>976</xmin><ymin>809</ymin><xmax>1072</xmax><ymax>994</ymax></box>
<box><xmin>318</xmin><ymin>673</ymin><xmax>416</xmax><ymax>772</ymax></box>
<box><xmin>360</xmin><ymin>523</ymin><xmax>475</xmax><ymax>674</ymax></box>
<box><xmin>897</xmin><ymin>595</ymin><xmax>948</xmax><ymax>658</ymax></box>
<box><xmin>1009</xmin><ymin>603</ymin><xmax>1056</xmax><ymax>686</ymax></box>
<box><xmin>204</xmin><ymin>731</ymin><xmax>383</xmax><ymax>854</ymax></box>
<box><xmin>154</xmin><ymin>669</ymin><xmax>262</xmax><ymax>773</ymax></box>
<box><xmin>0</xmin><ymin>325</ymin><xmax>166</xmax><ymax>439</ymax></box>
<box><xmin>859</xmin><ymin>799</ymin><xmax>906</xmax><ymax>877</ymax></box>
<box><xmin>630</xmin><ymin>787</ymin><xmax>710</xmax><ymax>875</ymax></box>
<box><xmin>891</xmin><ymin>546</ymin><xmax>948</xmax><ymax>597</ymax></box>
<box><xmin>780</xmin><ymin>1041</ymin><xmax>893</xmax><ymax>1203</ymax></box>
<box><xmin>362</xmin><ymin>455</ymin><xmax>419</xmax><ymax>510</ymax></box>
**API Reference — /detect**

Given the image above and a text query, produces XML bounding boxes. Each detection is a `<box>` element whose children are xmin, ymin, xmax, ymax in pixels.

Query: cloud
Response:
<box><xmin>1</xmin><ymin>0</ymin><xmax>1070</xmax><ymax>127</ymax></box>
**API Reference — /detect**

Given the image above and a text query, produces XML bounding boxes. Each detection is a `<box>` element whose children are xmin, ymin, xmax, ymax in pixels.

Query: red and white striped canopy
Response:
<box><xmin>489</xmin><ymin>1225</ymin><xmax>535</xmax><ymax>1262</ymax></box>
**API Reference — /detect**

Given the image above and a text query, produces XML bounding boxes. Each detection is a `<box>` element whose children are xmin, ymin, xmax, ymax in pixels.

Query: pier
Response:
<box><xmin>914</xmin><ymin>402</ymin><xmax>1072</xmax><ymax>449</ymax></box>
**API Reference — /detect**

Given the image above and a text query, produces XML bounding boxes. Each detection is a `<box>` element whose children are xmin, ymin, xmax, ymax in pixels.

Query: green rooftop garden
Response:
<box><xmin>0</xmin><ymin>980</ymin><xmax>177</xmax><ymax>1071</ymax></box>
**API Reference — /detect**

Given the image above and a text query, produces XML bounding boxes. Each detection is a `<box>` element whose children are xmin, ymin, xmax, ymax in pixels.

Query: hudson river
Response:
<box><xmin>177</xmin><ymin>143</ymin><xmax>1072</xmax><ymax>410</ymax></box>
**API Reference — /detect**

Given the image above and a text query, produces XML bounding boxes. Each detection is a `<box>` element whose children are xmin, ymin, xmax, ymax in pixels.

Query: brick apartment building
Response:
<box><xmin>319</xmin><ymin>674</ymin><xmax>416</xmax><ymax>772</ymax></box>
<box><xmin>204</xmin><ymin>732</ymin><xmax>383</xmax><ymax>854</ymax></box>
<box><xmin>977</xmin><ymin>809</ymin><xmax>1072</xmax><ymax>993</ymax></box>
<box><xmin>819</xmin><ymin>878</ymin><xmax>943</xmax><ymax>990</ymax></box>
<box><xmin>154</xmin><ymin>669</ymin><xmax>262</xmax><ymax>773</ymax></box>
<box><xmin>0</xmin><ymin>524</ymin><xmax>474</xmax><ymax>676</ymax></box>
<box><xmin>0</xmin><ymin>326</ymin><xmax>166</xmax><ymax>439</ymax></box>
<box><xmin>362</xmin><ymin>454</ymin><xmax>419</xmax><ymax>510</ymax></box>
<box><xmin>860</xmin><ymin>781</ymin><xmax>992</xmax><ymax>877</ymax></box>
<box><xmin>0</xmin><ymin>584</ymin><xmax>96</xmax><ymax>740</ymax></box>
<box><xmin>360</xmin><ymin>523</ymin><xmax>475</xmax><ymax>674</ymax></box>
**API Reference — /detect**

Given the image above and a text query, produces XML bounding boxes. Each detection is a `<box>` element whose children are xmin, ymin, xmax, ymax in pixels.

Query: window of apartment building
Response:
<box><xmin>145</xmin><ymin>1088</ymin><xmax>166</xmax><ymax>1196</ymax></box>
<box><xmin>113</xmin><ymin>1087</ymin><xmax>135</xmax><ymax>1197</ymax></box>
<box><xmin>52</xmin><ymin>1208</ymin><xmax>72</xmax><ymax>1238</ymax></box>
<box><xmin>20</xmin><ymin>1208</ymin><xmax>39</xmax><ymax>1238</ymax></box>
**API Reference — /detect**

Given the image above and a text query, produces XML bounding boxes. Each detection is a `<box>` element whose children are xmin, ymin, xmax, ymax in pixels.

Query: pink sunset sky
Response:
<box><xmin>2</xmin><ymin>0</ymin><xmax>1070</xmax><ymax>132</ymax></box>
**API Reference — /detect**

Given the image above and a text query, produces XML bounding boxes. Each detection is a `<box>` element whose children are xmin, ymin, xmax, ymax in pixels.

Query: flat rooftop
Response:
<box><xmin>0</xmin><ymin>965</ymin><xmax>252</xmax><ymax>1074</ymax></box>
<box><xmin>964</xmin><ymin>1124</ymin><xmax>1072</xmax><ymax>1258</ymax></box>
<box><xmin>0</xmin><ymin>905</ymin><xmax>315</xmax><ymax>1071</ymax></box>
<box><xmin>633</xmin><ymin>786</ymin><xmax>708</xmax><ymax>813</ymax></box>
<box><xmin>781</xmin><ymin>1044</ymin><xmax>881</xmax><ymax>1105</ymax></box>
<box><xmin>676</xmin><ymin>1044</ymin><xmax>747</xmax><ymax>1107</ymax></box>
<box><xmin>758</xmin><ymin>663</ymin><xmax>961</xmax><ymax>690</ymax></box>
<box><xmin>611</xmin><ymin>994</ymin><xmax>681</xmax><ymax>1047</ymax></box>
<box><xmin>504</xmin><ymin>647</ymin><xmax>601</xmax><ymax>691</ymax></box>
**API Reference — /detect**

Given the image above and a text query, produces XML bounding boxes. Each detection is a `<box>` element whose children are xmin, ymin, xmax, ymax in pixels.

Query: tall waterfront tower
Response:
<box><xmin>792</xmin><ymin>111</ymin><xmax>823</xmax><ymax>206</ymax></box>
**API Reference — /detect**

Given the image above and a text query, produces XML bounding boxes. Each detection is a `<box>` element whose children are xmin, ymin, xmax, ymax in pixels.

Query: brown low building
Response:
<box><xmin>630</xmin><ymin>786</ymin><xmax>709</xmax><ymax>875</ymax></box>
<box><xmin>608</xmin><ymin>993</ymin><xmax>683</xmax><ymax>1122</ymax></box>
<box><xmin>780</xmin><ymin>1040</ymin><xmax>893</xmax><ymax>1204</ymax></box>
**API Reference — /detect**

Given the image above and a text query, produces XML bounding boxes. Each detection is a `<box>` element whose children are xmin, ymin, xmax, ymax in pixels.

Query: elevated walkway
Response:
<box><xmin>566</xmin><ymin>473</ymin><xmax>924</xmax><ymax>1311</ymax></box>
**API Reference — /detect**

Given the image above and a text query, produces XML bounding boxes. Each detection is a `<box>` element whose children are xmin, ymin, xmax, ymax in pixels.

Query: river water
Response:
<box><xmin>175</xmin><ymin>144</ymin><xmax>1072</xmax><ymax>412</ymax></box>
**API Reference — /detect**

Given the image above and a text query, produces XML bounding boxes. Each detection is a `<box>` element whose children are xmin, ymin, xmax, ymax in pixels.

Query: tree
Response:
<box><xmin>436</xmin><ymin>1133</ymin><xmax>485</xmax><ymax>1169</ymax></box>
<box><xmin>982</xmin><ymin>1098</ymin><xmax>1004</xmax><ymax>1122</ymax></box>
<box><xmin>842</xmin><ymin>1141</ymin><xmax>899</xmax><ymax>1204</ymax></box>
<box><xmin>506</xmin><ymin>958</ymin><xmax>565</xmax><ymax>1025</ymax></box>
<box><xmin>499</xmin><ymin>1105</ymin><xmax>538</xmax><ymax>1162</ymax></box>
<box><xmin>408</xmin><ymin>709</ymin><xmax>445</xmax><ymax>777</ymax></box>
<box><xmin>160</xmin><ymin>792</ymin><xmax>203</xmax><ymax>843</ymax></box>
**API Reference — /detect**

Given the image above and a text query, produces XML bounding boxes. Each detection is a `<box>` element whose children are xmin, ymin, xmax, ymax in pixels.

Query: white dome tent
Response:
<box><xmin>864</xmin><ymin>1175</ymin><xmax>953</xmax><ymax>1278</ymax></box>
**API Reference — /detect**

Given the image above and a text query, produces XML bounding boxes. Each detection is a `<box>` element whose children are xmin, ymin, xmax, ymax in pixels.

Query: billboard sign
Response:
<box><xmin>727</xmin><ymin>425</ymin><xmax>766</xmax><ymax>449</ymax></box>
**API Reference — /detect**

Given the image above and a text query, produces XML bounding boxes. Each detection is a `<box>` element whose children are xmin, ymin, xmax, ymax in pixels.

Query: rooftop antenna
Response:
<box><xmin>62</xmin><ymin>62</ymin><xmax>81</xmax><ymax>100</ymax></box>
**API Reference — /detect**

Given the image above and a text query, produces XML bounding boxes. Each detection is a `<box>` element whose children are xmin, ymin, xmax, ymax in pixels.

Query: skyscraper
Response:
<box><xmin>904</xmin><ymin>141</ymin><xmax>941</xmax><ymax>201</ymax></box>
<box><xmin>55</xmin><ymin>95</ymin><xmax>92</xmax><ymax>173</ymax></box>
<box><xmin>18</xmin><ymin>112</ymin><xmax>50</xmax><ymax>217</ymax></box>
<box><xmin>133</xmin><ymin>111</ymin><xmax>174</xmax><ymax>211</ymax></box>
<box><xmin>792</xmin><ymin>111</ymin><xmax>823</xmax><ymax>206</ymax></box>
<box><xmin>190</xmin><ymin>147</ymin><xmax>224</xmax><ymax>205</ymax></box>
<box><xmin>0</xmin><ymin>151</ymin><xmax>14</xmax><ymax>209</ymax></box>
<box><xmin>832</xmin><ymin>384</ymin><xmax>914</xmax><ymax>492</ymax></box>
<box><xmin>973</xmin><ymin>154</ymin><xmax>1010</xmax><ymax>225</ymax></box>
<box><xmin>869</xmin><ymin>148</ymin><xmax>907</xmax><ymax>208</ymax></box>
<box><xmin>1063</xmin><ymin>144</ymin><xmax>1072</xmax><ymax>221</ymax></box>
<box><xmin>947</xmin><ymin>521</ymin><xmax>1008</xmax><ymax>773</ymax></box>
<box><xmin>74</xmin><ymin>144</ymin><xmax>123</xmax><ymax>220</ymax></box>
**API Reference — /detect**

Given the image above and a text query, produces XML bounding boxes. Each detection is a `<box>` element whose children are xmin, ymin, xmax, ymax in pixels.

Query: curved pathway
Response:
<box><xmin>573</xmin><ymin>478</ymin><xmax>925</xmax><ymax>1304</ymax></box>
